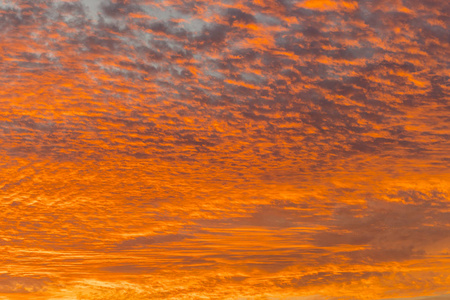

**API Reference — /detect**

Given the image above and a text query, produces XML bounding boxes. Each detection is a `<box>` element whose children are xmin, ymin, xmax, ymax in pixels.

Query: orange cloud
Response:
<box><xmin>0</xmin><ymin>0</ymin><xmax>448</xmax><ymax>299</ymax></box>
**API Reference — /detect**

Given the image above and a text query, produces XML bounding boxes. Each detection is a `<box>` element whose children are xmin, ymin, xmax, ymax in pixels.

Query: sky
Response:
<box><xmin>0</xmin><ymin>0</ymin><xmax>449</xmax><ymax>299</ymax></box>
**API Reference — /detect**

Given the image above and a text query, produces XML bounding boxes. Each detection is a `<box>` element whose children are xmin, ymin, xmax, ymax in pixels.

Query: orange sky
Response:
<box><xmin>0</xmin><ymin>0</ymin><xmax>449</xmax><ymax>299</ymax></box>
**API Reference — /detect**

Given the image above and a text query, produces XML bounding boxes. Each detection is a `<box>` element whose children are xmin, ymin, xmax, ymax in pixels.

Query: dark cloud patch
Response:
<box><xmin>313</xmin><ymin>190</ymin><xmax>450</xmax><ymax>262</ymax></box>
<box><xmin>58</xmin><ymin>1</ymin><xmax>87</xmax><ymax>18</ymax></box>
<box><xmin>99</xmin><ymin>0</ymin><xmax>142</xmax><ymax>18</ymax></box>
<box><xmin>0</xmin><ymin>273</ymin><xmax>51</xmax><ymax>293</ymax></box>
<box><xmin>101</xmin><ymin>264</ymin><xmax>158</xmax><ymax>274</ymax></box>
<box><xmin>196</xmin><ymin>200</ymin><xmax>322</xmax><ymax>229</ymax></box>
<box><xmin>226</xmin><ymin>8</ymin><xmax>256</xmax><ymax>26</ymax></box>
<box><xmin>117</xmin><ymin>233</ymin><xmax>191</xmax><ymax>249</ymax></box>
<box><xmin>190</xmin><ymin>23</ymin><xmax>230</xmax><ymax>49</ymax></box>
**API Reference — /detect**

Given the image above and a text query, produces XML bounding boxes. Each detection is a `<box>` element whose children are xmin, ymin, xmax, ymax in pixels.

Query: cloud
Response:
<box><xmin>101</xmin><ymin>264</ymin><xmax>158</xmax><ymax>273</ymax></box>
<box><xmin>0</xmin><ymin>0</ymin><xmax>448</xmax><ymax>299</ymax></box>
<box><xmin>383</xmin><ymin>295</ymin><xmax>450</xmax><ymax>300</ymax></box>
<box><xmin>313</xmin><ymin>189</ymin><xmax>450</xmax><ymax>263</ymax></box>
<box><xmin>0</xmin><ymin>273</ymin><xmax>50</xmax><ymax>293</ymax></box>
<box><xmin>116</xmin><ymin>233</ymin><xmax>191</xmax><ymax>249</ymax></box>
<box><xmin>226</xmin><ymin>8</ymin><xmax>256</xmax><ymax>26</ymax></box>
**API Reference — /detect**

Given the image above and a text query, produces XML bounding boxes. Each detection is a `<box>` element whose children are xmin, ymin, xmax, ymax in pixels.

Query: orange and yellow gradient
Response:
<box><xmin>0</xmin><ymin>0</ymin><xmax>449</xmax><ymax>299</ymax></box>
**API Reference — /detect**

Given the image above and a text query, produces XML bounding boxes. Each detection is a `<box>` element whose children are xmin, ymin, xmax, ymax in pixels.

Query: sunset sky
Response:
<box><xmin>0</xmin><ymin>0</ymin><xmax>449</xmax><ymax>299</ymax></box>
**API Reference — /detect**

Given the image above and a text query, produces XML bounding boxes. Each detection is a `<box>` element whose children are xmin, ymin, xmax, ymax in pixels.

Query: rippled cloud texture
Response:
<box><xmin>0</xmin><ymin>0</ymin><xmax>449</xmax><ymax>299</ymax></box>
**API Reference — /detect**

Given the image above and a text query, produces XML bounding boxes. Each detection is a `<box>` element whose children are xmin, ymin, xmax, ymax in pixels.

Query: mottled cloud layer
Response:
<box><xmin>0</xmin><ymin>0</ymin><xmax>449</xmax><ymax>299</ymax></box>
